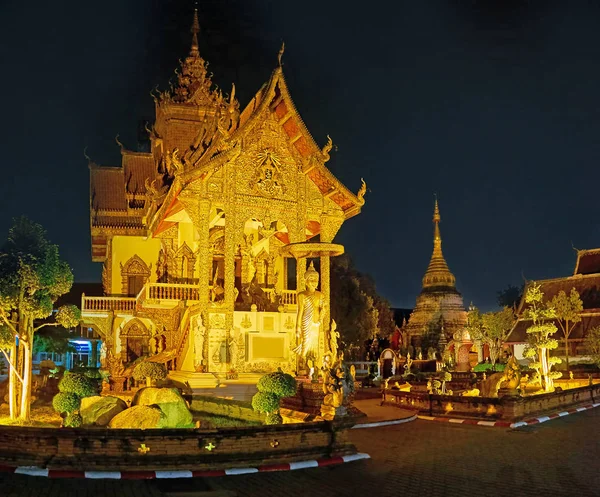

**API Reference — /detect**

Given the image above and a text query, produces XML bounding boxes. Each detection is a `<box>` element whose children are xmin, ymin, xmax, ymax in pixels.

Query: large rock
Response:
<box><xmin>108</xmin><ymin>405</ymin><xmax>165</xmax><ymax>429</ymax></box>
<box><xmin>132</xmin><ymin>387</ymin><xmax>185</xmax><ymax>406</ymax></box>
<box><xmin>80</xmin><ymin>396</ymin><xmax>127</xmax><ymax>426</ymax></box>
<box><xmin>132</xmin><ymin>387</ymin><xmax>193</xmax><ymax>428</ymax></box>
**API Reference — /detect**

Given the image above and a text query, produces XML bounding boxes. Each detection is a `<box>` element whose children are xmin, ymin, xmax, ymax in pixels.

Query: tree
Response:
<box><xmin>33</xmin><ymin>327</ymin><xmax>76</xmax><ymax>356</ymax></box>
<box><xmin>481</xmin><ymin>308</ymin><xmax>517</xmax><ymax>365</ymax></box>
<box><xmin>496</xmin><ymin>284</ymin><xmax>524</xmax><ymax>310</ymax></box>
<box><xmin>0</xmin><ymin>218</ymin><xmax>81</xmax><ymax>421</ymax></box>
<box><xmin>330</xmin><ymin>255</ymin><xmax>381</xmax><ymax>356</ymax></box>
<box><xmin>584</xmin><ymin>325</ymin><xmax>600</xmax><ymax>368</ymax></box>
<box><xmin>466</xmin><ymin>306</ymin><xmax>515</xmax><ymax>366</ymax></box>
<box><xmin>522</xmin><ymin>283</ymin><xmax>562</xmax><ymax>392</ymax></box>
<box><xmin>551</xmin><ymin>288</ymin><xmax>583</xmax><ymax>372</ymax></box>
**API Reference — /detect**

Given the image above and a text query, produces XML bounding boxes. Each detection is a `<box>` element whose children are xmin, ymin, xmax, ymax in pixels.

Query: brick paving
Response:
<box><xmin>1</xmin><ymin>408</ymin><xmax>599</xmax><ymax>496</ymax></box>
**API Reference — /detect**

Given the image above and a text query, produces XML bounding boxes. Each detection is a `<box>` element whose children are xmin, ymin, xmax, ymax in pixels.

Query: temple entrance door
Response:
<box><xmin>456</xmin><ymin>344</ymin><xmax>471</xmax><ymax>372</ymax></box>
<box><xmin>127</xmin><ymin>276</ymin><xmax>144</xmax><ymax>297</ymax></box>
<box><xmin>382</xmin><ymin>359</ymin><xmax>393</xmax><ymax>378</ymax></box>
<box><xmin>126</xmin><ymin>337</ymin><xmax>147</xmax><ymax>362</ymax></box>
<box><xmin>380</xmin><ymin>349</ymin><xmax>396</xmax><ymax>378</ymax></box>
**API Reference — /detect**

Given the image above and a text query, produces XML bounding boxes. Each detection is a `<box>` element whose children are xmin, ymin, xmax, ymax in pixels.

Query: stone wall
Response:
<box><xmin>382</xmin><ymin>382</ymin><xmax>600</xmax><ymax>421</ymax></box>
<box><xmin>280</xmin><ymin>381</ymin><xmax>325</xmax><ymax>414</ymax></box>
<box><xmin>0</xmin><ymin>421</ymin><xmax>356</xmax><ymax>471</ymax></box>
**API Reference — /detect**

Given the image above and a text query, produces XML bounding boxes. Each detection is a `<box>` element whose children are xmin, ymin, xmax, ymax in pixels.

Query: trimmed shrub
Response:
<box><xmin>473</xmin><ymin>363</ymin><xmax>506</xmax><ymax>373</ymax></box>
<box><xmin>256</xmin><ymin>370</ymin><xmax>297</xmax><ymax>398</ymax></box>
<box><xmin>265</xmin><ymin>412</ymin><xmax>283</xmax><ymax>425</ymax></box>
<box><xmin>52</xmin><ymin>392</ymin><xmax>81</xmax><ymax>414</ymax></box>
<box><xmin>133</xmin><ymin>362</ymin><xmax>168</xmax><ymax>386</ymax></box>
<box><xmin>58</xmin><ymin>372</ymin><xmax>97</xmax><ymax>398</ymax></box>
<box><xmin>251</xmin><ymin>391</ymin><xmax>280</xmax><ymax>414</ymax></box>
<box><xmin>64</xmin><ymin>412</ymin><xmax>83</xmax><ymax>428</ymax></box>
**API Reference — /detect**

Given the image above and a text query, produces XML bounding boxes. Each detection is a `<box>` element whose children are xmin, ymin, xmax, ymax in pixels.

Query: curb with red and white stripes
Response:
<box><xmin>0</xmin><ymin>453</ymin><xmax>370</xmax><ymax>480</ymax></box>
<box><xmin>352</xmin><ymin>413</ymin><xmax>417</xmax><ymax>429</ymax></box>
<box><xmin>417</xmin><ymin>402</ymin><xmax>600</xmax><ymax>428</ymax></box>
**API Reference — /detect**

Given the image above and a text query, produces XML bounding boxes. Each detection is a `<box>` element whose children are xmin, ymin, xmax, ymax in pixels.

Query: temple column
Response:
<box><xmin>319</xmin><ymin>213</ymin><xmax>344</xmax><ymax>361</ymax></box>
<box><xmin>197</xmin><ymin>199</ymin><xmax>212</xmax><ymax>304</ymax></box>
<box><xmin>197</xmin><ymin>199</ymin><xmax>212</xmax><ymax>366</ymax></box>
<box><xmin>224</xmin><ymin>211</ymin><xmax>237</xmax><ymax>320</ymax></box>
<box><xmin>91</xmin><ymin>339</ymin><xmax>98</xmax><ymax>367</ymax></box>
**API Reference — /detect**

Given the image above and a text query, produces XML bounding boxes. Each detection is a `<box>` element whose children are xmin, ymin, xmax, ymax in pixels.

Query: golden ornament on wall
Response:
<box><xmin>250</xmin><ymin>150</ymin><xmax>285</xmax><ymax>197</ymax></box>
<box><xmin>210</xmin><ymin>313</ymin><xmax>226</xmax><ymax>329</ymax></box>
<box><xmin>241</xmin><ymin>314</ymin><xmax>252</xmax><ymax>329</ymax></box>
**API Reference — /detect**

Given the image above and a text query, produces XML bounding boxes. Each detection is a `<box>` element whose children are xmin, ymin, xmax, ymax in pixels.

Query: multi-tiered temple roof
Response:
<box><xmin>508</xmin><ymin>248</ymin><xmax>600</xmax><ymax>345</ymax></box>
<box><xmin>89</xmin><ymin>10</ymin><xmax>365</xmax><ymax>262</ymax></box>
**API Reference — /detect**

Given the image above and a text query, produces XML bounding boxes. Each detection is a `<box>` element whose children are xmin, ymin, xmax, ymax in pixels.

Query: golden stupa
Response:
<box><xmin>404</xmin><ymin>198</ymin><xmax>467</xmax><ymax>350</ymax></box>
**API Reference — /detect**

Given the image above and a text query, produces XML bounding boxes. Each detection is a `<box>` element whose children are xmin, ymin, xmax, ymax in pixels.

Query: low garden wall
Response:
<box><xmin>382</xmin><ymin>382</ymin><xmax>600</xmax><ymax>422</ymax></box>
<box><xmin>281</xmin><ymin>381</ymin><xmax>325</xmax><ymax>415</ymax></box>
<box><xmin>0</xmin><ymin>420</ymin><xmax>356</xmax><ymax>471</ymax></box>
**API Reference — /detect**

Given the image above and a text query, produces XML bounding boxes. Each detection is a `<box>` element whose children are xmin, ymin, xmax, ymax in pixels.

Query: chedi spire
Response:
<box><xmin>422</xmin><ymin>196</ymin><xmax>456</xmax><ymax>290</ymax></box>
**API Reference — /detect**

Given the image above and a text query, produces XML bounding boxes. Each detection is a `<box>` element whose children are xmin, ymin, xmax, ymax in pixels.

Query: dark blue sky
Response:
<box><xmin>1</xmin><ymin>0</ymin><xmax>599</xmax><ymax>310</ymax></box>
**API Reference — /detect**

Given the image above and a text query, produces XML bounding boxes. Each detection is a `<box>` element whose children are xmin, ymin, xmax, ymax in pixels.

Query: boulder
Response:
<box><xmin>108</xmin><ymin>405</ymin><xmax>165</xmax><ymax>429</ymax></box>
<box><xmin>132</xmin><ymin>387</ymin><xmax>193</xmax><ymax>428</ymax></box>
<box><xmin>80</xmin><ymin>396</ymin><xmax>127</xmax><ymax>426</ymax></box>
<box><xmin>132</xmin><ymin>387</ymin><xmax>185</xmax><ymax>406</ymax></box>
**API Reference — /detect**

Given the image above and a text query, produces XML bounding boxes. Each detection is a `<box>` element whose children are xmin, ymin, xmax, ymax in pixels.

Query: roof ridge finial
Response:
<box><xmin>190</xmin><ymin>6</ymin><xmax>200</xmax><ymax>56</ymax></box>
<box><xmin>278</xmin><ymin>41</ymin><xmax>285</xmax><ymax>67</ymax></box>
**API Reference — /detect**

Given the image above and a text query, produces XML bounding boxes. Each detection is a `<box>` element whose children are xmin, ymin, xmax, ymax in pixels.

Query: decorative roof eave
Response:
<box><xmin>180</xmin><ymin>144</ymin><xmax>241</xmax><ymax>185</ymax></box>
<box><xmin>574</xmin><ymin>247</ymin><xmax>600</xmax><ymax>275</ymax></box>
<box><xmin>229</xmin><ymin>66</ymin><xmax>365</xmax><ymax>214</ymax></box>
<box><xmin>147</xmin><ymin>177</ymin><xmax>184</xmax><ymax>235</ymax></box>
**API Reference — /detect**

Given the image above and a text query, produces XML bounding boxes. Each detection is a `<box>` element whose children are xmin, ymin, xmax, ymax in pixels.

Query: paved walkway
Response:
<box><xmin>2</xmin><ymin>408</ymin><xmax>600</xmax><ymax>496</ymax></box>
<box><xmin>352</xmin><ymin>398</ymin><xmax>415</xmax><ymax>423</ymax></box>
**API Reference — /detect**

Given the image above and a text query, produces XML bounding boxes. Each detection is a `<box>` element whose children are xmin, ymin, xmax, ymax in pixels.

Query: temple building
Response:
<box><xmin>82</xmin><ymin>11</ymin><xmax>365</xmax><ymax>389</ymax></box>
<box><xmin>508</xmin><ymin>248</ymin><xmax>600</xmax><ymax>360</ymax></box>
<box><xmin>403</xmin><ymin>199</ymin><xmax>468</xmax><ymax>355</ymax></box>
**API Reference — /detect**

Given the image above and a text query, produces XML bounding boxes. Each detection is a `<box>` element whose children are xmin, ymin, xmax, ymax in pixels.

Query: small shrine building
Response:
<box><xmin>508</xmin><ymin>248</ymin><xmax>600</xmax><ymax>360</ymax></box>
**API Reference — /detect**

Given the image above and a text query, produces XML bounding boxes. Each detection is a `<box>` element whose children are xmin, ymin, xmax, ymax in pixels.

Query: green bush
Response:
<box><xmin>52</xmin><ymin>392</ymin><xmax>81</xmax><ymax>414</ymax></box>
<box><xmin>133</xmin><ymin>362</ymin><xmax>168</xmax><ymax>384</ymax></box>
<box><xmin>64</xmin><ymin>412</ymin><xmax>82</xmax><ymax>428</ymax></box>
<box><xmin>251</xmin><ymin>391</ymin><xmax>280</xmax><ymax>413</ymax></box>
<box><xmin>58</xmin><ymin>372</ymin><xmax>97</xmax><ymax>398</ymax></box>
<box><xmin>473</xmin><ymin>363</ymin><xmax>506</xmax><ymax>373</ymax></box>
<box><xmin>265</xmin><ymin>412</ymin><xmax>283</xmax><ymax>425</ymax></box>
<box><xmin>256</xmin><ymin>370</ymin><xmax>297</xmax><ymax>398</ymax></box>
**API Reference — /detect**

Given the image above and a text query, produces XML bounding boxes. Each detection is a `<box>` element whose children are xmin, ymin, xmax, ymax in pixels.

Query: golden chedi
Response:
<box><xmin>404</xmin><ymin>198</ymin><xmax>467</xmax><ymax>350</ymax></box>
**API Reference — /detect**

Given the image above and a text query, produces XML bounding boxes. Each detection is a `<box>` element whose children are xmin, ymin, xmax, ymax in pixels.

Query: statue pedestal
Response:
<box><xmin>320</xmin><ymin>404</ymin><xmax>347</xmax><ymax>420</ymax></box>
<box><xmin>110</xmin><ymin>377</ymin><xmax>127</xmax><ymax>393</ymax></box>
<box><xmin>168</xmin><ymin>371</ymin><xmax>220</xmax><ymax>390</ymax></box>
<box><xmin>497</xmin><ymin>387</ymin><xmax>520</xmax><ymax>398</ymax></box>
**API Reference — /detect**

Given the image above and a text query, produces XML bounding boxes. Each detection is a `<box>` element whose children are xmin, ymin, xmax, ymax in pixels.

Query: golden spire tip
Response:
<box><xmin>433</xmin><ymin>195</ymin><xmax>440</xmax><ymax>223</ymax></box>
<box><xmin>190</xmin><ymin>7</ymin><xmax>200</xmax><ymax>55</ymax></box>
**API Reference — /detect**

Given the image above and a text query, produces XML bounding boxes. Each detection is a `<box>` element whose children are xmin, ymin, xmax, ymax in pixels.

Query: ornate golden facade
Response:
<box><xmin>83</xmin><ymin>11</ymin><xmax>364</xmax><ymax>386</ymax></box>
<box><xmin>404</xmin><ymin>199</ymin><xmax>467</xmax><ymax>350</ymax></box>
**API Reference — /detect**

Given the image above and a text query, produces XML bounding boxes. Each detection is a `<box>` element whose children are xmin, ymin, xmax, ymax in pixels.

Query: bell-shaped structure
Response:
<box><xmin>404</xmin><ymin>198</ymin><xmax>467</xmax><ymax>349</ymax></box>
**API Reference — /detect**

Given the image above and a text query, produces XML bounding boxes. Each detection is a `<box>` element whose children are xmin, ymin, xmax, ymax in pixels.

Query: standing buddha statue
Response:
<box><xmin>293</xmin><ymin>262</ymin><xmax>325</xmax><ymax>363</ymax></box>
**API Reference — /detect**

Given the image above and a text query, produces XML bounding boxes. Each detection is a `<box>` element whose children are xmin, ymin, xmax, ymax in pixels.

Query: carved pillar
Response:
<box><xmin>197</xmin><ymin>200</ymin><xmax>212</xmax><ymax>303</ymax></box>
<box><xmin>296</xmin><ymin>258</ymin><xmax>307</xmax><ymax>292</ymax></box>
<box><xmin>319</xmin><ymin>213</ymin><xmax>344</xmax><ymax>359</ymax></box>
<box><xmin>224</xmin><ymin>210</ymin><xmax>237</xmax><ymax>315</ymax></box>
<box><xmin>197</xmin><ymin>200</ymin><xmax>212</xmax><ymax>366</ymax></box>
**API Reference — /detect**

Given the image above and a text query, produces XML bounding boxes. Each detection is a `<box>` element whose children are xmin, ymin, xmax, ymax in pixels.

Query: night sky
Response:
<box><xmin>1</xmin><ymin>0</ymin><xmax>599</xmax><ymax>311</ymax></box>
